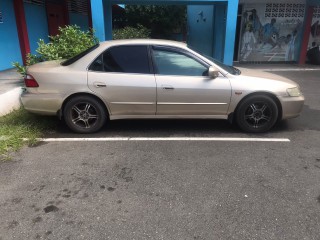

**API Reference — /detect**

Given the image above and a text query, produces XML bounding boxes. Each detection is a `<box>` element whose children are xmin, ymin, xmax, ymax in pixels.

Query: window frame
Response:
<box><xmin>88</xmin><ymin>44</ymin><xmax>154</xmax><ymax>75</ymax></box>
<box><xmin>150</xmin><ymin>45</ymin><xmax>210</xmax><ymax>76</ymax></box>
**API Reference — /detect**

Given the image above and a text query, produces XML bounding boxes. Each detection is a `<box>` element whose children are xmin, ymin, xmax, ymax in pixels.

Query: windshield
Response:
<box><xmin>204</xmin><ymin>55</ymin><xmax>241</xmax><ymax>75</ymax></box>
<box><xmin>187</xmin><ymin>45</ymin><xmax>241</xmax><ymax>75</ymax></box>
<box><xmin>61</xmin><ymin>44</ymin><xmax>100</xmax><ymax>66</ymax></box>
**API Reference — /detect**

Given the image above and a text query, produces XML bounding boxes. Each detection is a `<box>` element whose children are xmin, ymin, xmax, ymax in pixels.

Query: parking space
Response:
<box><xmin>0</xmin><ymin>68</ymin><xmax>320</xmax><ymax>239</ymax></box>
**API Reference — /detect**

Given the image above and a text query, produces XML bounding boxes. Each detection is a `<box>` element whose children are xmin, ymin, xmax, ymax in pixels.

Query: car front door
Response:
<box><xmin>88</xmin><ymin>45</ymin><xmax>156</xmax><ymax>116</ymax></box>
<box><xmin>151</xmin><ymin>46</ymin><xmax>232</xmax><ymax>116</ymax></box>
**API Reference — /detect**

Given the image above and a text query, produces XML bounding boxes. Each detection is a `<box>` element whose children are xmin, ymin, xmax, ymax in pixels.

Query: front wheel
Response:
<box><xmin>236</xmin><ymin>95</ymin><xmax>279</xmax><ymax>133</ymax></box>
<box><xmin>63</xmin><ymin>96</ymin><xmax>107</xmax><ymax>133</ymax></box>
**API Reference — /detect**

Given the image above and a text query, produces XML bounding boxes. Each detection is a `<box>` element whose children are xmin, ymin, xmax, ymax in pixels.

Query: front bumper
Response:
<box><xmin>20</xmin><ymin>91</ymin><xmax>63</xmax><ymax>116</ymax></box>
<box><xmin>279</xmin><ymin>95</ymin><xmax>304</xmax><ymax>119</ymax></box>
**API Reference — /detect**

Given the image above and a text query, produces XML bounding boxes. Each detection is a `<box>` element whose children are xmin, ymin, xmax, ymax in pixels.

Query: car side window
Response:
<box><xmin>152</xmin><ymin>47</ymin><xmax>208</xmax><ymax>76</ymax></box>
<box><xmin>89</xmin><ymin>45</ymin><xmax>151</xmax><ymax>74</ymax></box>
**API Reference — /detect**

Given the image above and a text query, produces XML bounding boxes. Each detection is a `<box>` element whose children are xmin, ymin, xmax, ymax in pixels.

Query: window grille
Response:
<box><xmin>67</xmin><ymin>0</ymin><xmax>88</xmax><ymax>15</ymax></box>
<box><xmin>23</xmin><ymin>0</ymin><xmax>45</xmax><ymax>6</ymax></box>
<box><xmin>265</xmin><ymin>3</ymin><xmax>305</xmax><ymax>18</ymax></box>
<box><xmin>314</xmin><ymin>6</ymin><xmax>320</xmax><ymax>19</ymax></box>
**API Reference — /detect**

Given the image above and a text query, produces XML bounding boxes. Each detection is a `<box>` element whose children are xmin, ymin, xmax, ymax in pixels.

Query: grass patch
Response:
<box><xmin>0</xmin><ymin>108</ymin><xmax>57</xmax><ymax>160</ymax></box>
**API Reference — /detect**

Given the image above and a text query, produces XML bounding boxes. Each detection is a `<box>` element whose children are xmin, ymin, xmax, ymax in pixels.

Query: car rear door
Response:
<box><xmin>87</xmin><ymin>45</ymin><xmax>156</xmax><ymax>116</ymax></box>
<box><xmin>151</xmin><ymin>46</ymin><xmax>232</xmax><ymax>116</ymax></box>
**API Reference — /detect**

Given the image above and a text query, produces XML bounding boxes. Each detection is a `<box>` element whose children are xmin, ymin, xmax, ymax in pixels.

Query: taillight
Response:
<box><xmin>24</xmin><ymin>74</ymin><xmax>39</xmax><ymax>88</ymax></box>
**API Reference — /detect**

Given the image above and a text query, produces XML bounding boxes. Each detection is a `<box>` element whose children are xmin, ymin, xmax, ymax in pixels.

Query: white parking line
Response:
<box><xmin>263</xmin><ymin>68</ymin><xmax>320</xmax><ymax>72</ymax></box>
<box><xmin>35</xmin><ymin>137</ymin><xmax>290</xmax><ymax>142</ymax></box>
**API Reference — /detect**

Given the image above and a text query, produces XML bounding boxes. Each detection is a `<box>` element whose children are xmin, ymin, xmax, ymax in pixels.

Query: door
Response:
<box><xmin>88</xmin><ymin>45</ymin><xmax>157</xmax><ymax>116</ymax></box>
<box><xmin>187</xmin><ymin>5</ymin><xmax>214</xmax><ymax>57</ymax></box>
<box><xmin>151</xmin><ymin>46</ymin><xmax>231</xmax><ymax>116</ymax></box>
<box><xmin>46</xmin><ymin>2</ymin><xmax>68</xmax><ymax>36</ymax></box>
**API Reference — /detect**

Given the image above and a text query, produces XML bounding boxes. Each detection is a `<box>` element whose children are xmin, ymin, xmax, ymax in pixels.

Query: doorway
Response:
<box><xmin>46</xmin><ymin>1</ymin><xmax>68</xmax><ymax>36</ymax></box>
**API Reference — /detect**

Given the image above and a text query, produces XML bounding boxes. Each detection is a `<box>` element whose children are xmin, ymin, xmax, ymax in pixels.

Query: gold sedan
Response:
<box><xmin>21</xmin><ymin>39</ymin><xmax>304</xmax><ymax>133</ymax></box>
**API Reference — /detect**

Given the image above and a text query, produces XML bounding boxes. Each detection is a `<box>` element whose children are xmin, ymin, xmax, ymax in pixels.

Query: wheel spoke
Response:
<box><xmin>250</xmin><ymin>104</ymin><xmax>258</xmax><ymax>112</ymax></box>
<box><xmin>261</xmin><ymin>115</ymin><xmax>271</xmax><ymax>122</ymax></box>
<box><xmin>245</xmin><ymin>113</ymin><xmax>254</xmax><ymax>120</ymax></box>
<box><xmin>73</xmin><ymin>106</ymin><xmax>81</xmax><ymax>114</ymax></box>
<box><xmin>84</xmin><ymin>104</ymin><xmax>91</xmax><ymax>113</ymax></box>
<box><xmin>253</xmin><ymin>119</ymin><xmax>260</xmax><ymax>128</ymax></box>
<box><xmin>260</xmin><ymin>104</ymin><xmax>267</xmax><ymax>113</ymax></box>
<box><xmin>72</xmin><ymin>116</ymin><xmax>82</xmax><ymax>124</ymax></box>
<box><xmin>88</xmin><ymin>114</ymin><xmax>98</xmax><ymax>119</ymax></box>
<box><xmin>84</xmin><ymin>120</ymin><xmax>90</xmax><ymax>128</ymax></box>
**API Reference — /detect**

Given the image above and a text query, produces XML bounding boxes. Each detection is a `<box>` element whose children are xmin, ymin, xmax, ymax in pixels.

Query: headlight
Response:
<box><xmin>287</xmin><ymin>87</ymin><xmax>302</xmax><ymax>97</ymax></box>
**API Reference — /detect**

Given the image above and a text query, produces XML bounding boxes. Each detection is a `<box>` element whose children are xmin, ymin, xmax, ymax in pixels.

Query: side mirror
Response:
<box><xmin>208</xmin><ymin>66</ymin><xmax>220</xmax><ymax>79</ymax></box>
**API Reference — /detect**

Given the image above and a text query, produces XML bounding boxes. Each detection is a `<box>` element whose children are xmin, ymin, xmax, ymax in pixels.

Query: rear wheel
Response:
<box><xmin>236</xmin><ymin>95</ymin><xmax>278</xmax><ymax>133</ymax></box>
<box><xmin>63</xmin><ymin>96</ymin><xmax>107</xmax><ymax>133</ymax></box>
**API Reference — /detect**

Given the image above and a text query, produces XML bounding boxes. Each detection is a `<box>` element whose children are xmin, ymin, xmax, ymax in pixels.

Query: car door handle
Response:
<box><xmin>93</xmin><ymin>82</ymin><xmax>106</xmax><ymax>88</ymax></box>
<box><xmin>162</xmin><ymin>85</ymin><xmax>174</xmax><ymax>90</ymax></box>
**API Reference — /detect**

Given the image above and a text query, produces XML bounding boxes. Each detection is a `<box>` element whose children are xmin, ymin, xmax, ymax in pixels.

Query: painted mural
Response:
<box><xmin>308</xmin><ymin>6</ymin><xmax>320</xmax><ymax>49</ymax></box>
<box><xmin>239</xmin><ymin>3</ymin><xmax>304</xmax><ymax>62</ymax></box>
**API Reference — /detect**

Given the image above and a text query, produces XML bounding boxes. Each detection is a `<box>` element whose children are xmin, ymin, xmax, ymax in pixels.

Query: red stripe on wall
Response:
<box><xmin>299</xmin><ymin>6</ymin><xmax>314</xmax><ymax>64</ymax></box>
<box><xmin>87</xmin><ymin>0</ymin><xmax>93</xmax><ymax>29</ymax></box>
<box><xmin>13</xmin><ymin>0</ymin><xmax>30</xmax><ymax>65</ymax></box>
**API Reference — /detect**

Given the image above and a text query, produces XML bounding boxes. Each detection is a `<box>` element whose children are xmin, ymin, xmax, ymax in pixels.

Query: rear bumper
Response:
<box><xmin>279</xmin><ymin>95</ymin><xmax>304</xmax><ymax>119</ymax></box>
<box><xmin>20</xmin><ymin>92</ymin><xmax>63</xmax><ymax>115</ymax></box>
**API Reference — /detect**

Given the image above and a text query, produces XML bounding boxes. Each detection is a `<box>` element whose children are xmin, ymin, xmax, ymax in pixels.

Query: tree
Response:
<box><xmin>124</xmin><ymin>5</ymin><xmax>187</xmax><ymax>39</ymax></box>
<box><xmin>13</xmin><ymin>25</ymin><xmax>98</xmax><ymax>76</ymax></box>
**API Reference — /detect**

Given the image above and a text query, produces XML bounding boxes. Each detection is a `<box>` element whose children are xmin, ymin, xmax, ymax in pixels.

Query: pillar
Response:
<box><xmin>13</xmin><ymin>0</ymin><xmax>30</xmax><ymax>65</ymax></box>
<box><xmin>223</xmin><ymin>0</ymin><xmax>239</xmax><ymax>65</ymax></box>
<box><xmin>90</xmin><ymin>0</ymin><xmax>112</xmax><ymax>41</ymax></box>
<box><xmin>299</xmin><ymin>3</ymin><xmax>314</xmax><ymax>64</ymax></box>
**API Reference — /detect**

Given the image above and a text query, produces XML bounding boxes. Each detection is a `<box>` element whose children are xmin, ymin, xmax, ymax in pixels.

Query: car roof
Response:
<box><xmin>99</xmin><ymin>39</ymin><xmax>188</xmax><ymax>48</ymax></box>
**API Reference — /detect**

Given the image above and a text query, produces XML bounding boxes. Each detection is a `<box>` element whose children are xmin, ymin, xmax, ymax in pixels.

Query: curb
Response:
<box><xmin>0</xmin><ymin>87</ymin><xmax>23</xmax><ymax>117</ymax></box>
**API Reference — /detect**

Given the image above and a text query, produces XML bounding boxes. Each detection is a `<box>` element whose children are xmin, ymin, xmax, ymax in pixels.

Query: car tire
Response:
<box><xmin>63</xmin><ymin>95</ymin><xmax>107</xmax><ymax>133</ymax></box>
<box><xmin>236</xmin><ymin>95</ymin><xmax>278</xmax><ymax>133</ymax></box>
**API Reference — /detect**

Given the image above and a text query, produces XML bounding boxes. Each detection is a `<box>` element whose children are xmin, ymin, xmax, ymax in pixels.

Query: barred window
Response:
<box><xmin>265</xmin><ymin>3</ymin><xmax>305</xmax><ymax>18</ymax></box>
<box><xmin>67</xmin><ymin>0</ymin><xmax>88</xmax><ymax>15</ymax></box>
<box><xmin>314</xmin><ymin>6</ymin><xmax>320</xmax><ymax>19</ymax></box>
<box><xmin>23</xmin><ymin>0</ymin><xmax>45</xmax><ymax>6</ymax></box>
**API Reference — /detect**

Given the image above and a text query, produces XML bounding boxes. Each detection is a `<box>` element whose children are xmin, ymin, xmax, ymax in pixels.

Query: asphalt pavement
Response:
<box><xmin>0</xmin><ymin>65</ymin><xmax>320</xmax><ymax>239</ymax></box>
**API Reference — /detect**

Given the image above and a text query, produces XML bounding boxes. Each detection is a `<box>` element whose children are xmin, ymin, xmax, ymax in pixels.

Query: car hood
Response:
<box><xmin>236</xmin><ymin>67</ymin><xmax>297</xmax><ymax>85</ymax></box>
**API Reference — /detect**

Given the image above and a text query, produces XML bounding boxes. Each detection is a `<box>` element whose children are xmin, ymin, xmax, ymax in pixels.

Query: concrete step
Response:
<box><xmin>0</xmin><ymin>87</ymin><xmax>23</xmax><ymax>116</ymax></box>
<box><xmin>0</xmin><ymin>68</ymin><xmax>23</xmax><ymax>116</ymax></box>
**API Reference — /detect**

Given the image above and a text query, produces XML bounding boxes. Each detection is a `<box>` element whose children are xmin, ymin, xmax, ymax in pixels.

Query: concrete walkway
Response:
<box><xmin>0</xmin><ymin>69</ymin><xmax>23</xmax><ymax>116</ymax></box>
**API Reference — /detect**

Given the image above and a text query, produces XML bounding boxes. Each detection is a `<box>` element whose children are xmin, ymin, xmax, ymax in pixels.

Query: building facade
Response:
<box><xmin>0</xmin><ymin>0</ymin><xmax>91</xmax><ymax>70</ymax></box>
<box><xmin>0</xmin><ymin>0</ymin><xmax>319</xmax><ymax>71</ymax></box>
<box><xmin>236</xmin><ymin>0</ymin><xmax>320</xmax><ymax>63</ymax></box>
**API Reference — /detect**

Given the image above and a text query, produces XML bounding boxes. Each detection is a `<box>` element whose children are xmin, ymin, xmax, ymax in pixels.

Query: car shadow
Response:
<box><xmin>42</xmin><ymin>104</ymin><xmax>318</xmax><ymax>138</ymax></box>
<box><xmin>44</xmin><ymin>118</ymin><xmax>291</xmax><ymax>138</ymax></box>
<box><xmin>48</xmin><ymin>119</ymin><xmax>238</xmax><ymax>138</ymax></box>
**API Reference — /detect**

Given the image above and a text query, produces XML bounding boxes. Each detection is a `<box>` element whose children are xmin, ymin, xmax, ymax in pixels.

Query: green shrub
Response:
<box><xmin>37</xmin><ymin>25</ymin><xmax>98</xmax><ymax>60</ymax></box>
<box><xmin>113</xmin><ymin>25</ymin><xmax>151</xmax><ymax>40</ymax></box>
<box><xmin>12</xmin><ymin>53</ymin><xmax>43</xmax><ymax>76</ymax></box>
<box><xmin>13</xmin><ymin>25</ymin><xmax>98</xmax><ymax>76</ymax></box>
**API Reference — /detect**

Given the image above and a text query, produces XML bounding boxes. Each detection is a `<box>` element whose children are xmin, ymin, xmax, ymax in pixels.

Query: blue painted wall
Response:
<box><xmin>213</xmin><ymin>4</ymin><xmax>226</xmax><ymax>61</ymax></box>
<box><xmin>24</xmin><ymin>3</ymin><xmax>49</xmax><ymax>54</ymax></box>
<box><xmin>0</xmin><ymin>0</ymin><xmax>22</xmax><ymax>70</ymax></box>
<box><xmin>187</xmin><ymin>5</ymin><xmax>215</xmax><ymax>57</ymax></box>
<box><xmin>187</xmin><ymin>4</ymin><xmax>227</xmax><ymax>62</ymax></box>
<box><xmin>69</xmin><ymin>13</ymin><xmax>89</xmax><ymax>31</ymax></box>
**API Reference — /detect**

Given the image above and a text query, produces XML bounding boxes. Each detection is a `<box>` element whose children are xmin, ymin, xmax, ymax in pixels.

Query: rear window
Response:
<box><xmin>89</xmin><ymin>45</ymin><xmax>151</xmax><ymax>74</ymax></box>
<box><xmin>61</xmin><ymin>44</ymin><xmax>100</xmax><ymax>66</ymax></box>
